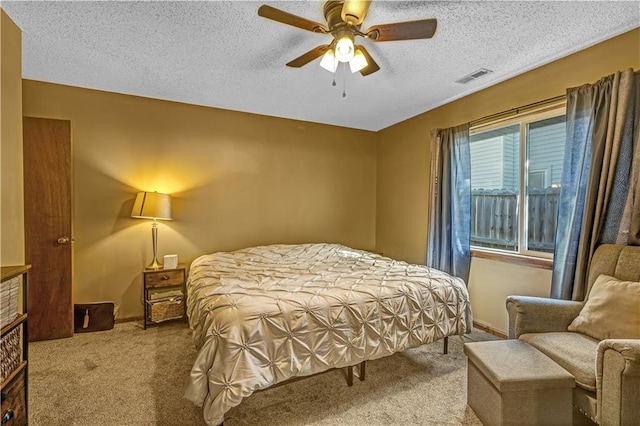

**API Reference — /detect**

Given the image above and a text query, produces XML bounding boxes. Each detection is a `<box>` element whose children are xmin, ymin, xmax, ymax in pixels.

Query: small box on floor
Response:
<box><xmin>74</xmin><ymin>302</ymin><xmax>118</xmax><ymax>333</ymax></box>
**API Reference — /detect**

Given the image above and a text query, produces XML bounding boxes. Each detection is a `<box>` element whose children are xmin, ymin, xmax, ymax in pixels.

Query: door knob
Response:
<box><xmin>2</xmin><ymin>409</ymin><xmax>14</xmax><ymax>424</ymax></box>
<box><xmin>57</xmin><ymin>237</ymin><xmax>70</xmax><ymax>244</ymax></box>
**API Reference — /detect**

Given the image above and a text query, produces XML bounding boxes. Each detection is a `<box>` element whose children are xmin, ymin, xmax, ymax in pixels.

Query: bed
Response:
<box><xmin>185</xmin><ymin>243</ymin><xmax>472</xmax><ymax>425</ymax></box>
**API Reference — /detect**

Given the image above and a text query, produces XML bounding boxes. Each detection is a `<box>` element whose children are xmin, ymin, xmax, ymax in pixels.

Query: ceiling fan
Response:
<box><xmin>258</xmin><ymin>1</ymin><xmax>438</xmax><ymax>76</ymax></box>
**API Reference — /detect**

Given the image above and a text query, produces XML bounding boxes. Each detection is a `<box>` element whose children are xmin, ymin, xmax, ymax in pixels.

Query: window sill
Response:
<box><xmin>470</xmin><ymin>249</ymin><xmax>553</xmax><ymax>270</ymax></box>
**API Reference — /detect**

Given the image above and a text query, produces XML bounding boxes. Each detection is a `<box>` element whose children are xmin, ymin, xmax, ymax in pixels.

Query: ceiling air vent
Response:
<box><xmin>455</xmin><ymin>68</ymin><xmax>493</xmax><ymax>84</ymax></box>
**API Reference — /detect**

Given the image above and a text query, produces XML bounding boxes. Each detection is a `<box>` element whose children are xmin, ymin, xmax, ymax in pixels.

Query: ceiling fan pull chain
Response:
<box><xmin>332</xmin><ymin>55</ymin><xmax>337</xmax><ymax>86</ymax></box>
<box><xmin>342</xmin><ymin>62</ymin><xmax>347</xmax><ymax>98</ymax></box>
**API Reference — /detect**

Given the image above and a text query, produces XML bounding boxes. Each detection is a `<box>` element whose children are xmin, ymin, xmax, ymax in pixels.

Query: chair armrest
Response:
<box><xmin>505</xmin><ymin>296</ymin><xmax>584</xmax><ymax>339</ymax></box>
<box><xmin>596</xmin><ymin>339</ymin><xmax>640</xmax><ymax>426</ymax></box>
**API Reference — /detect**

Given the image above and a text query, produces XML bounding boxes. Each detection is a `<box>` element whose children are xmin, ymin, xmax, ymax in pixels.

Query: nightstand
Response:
<box><xmin>143</xmin><ymin>264</ymin><xmax>186</xmax><ymax>329</ymax></box>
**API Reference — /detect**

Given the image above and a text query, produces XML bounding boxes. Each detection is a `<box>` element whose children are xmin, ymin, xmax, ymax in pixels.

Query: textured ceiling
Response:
<box><xmin>3</xmin><ymin>1</ymin><xmax>639</xmax><ymax>131</ymax></box>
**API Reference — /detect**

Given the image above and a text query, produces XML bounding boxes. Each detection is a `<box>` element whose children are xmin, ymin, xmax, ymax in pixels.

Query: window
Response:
<box><xmin>528</xmin><ymin>170</ymin><xmax>546</xmax><ymax>189</ymax></box>
<box><xmin>469</xmin><ymin>109</ymin><xmax>566</xmax><ymax>257</ymax></box>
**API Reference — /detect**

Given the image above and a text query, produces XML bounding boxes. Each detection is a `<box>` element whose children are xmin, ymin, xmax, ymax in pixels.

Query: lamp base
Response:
<box><xmin>146</xmin><ymin>258</ymin><xmax>163</xmax><ymax>270</ymax></box>
<box><xmin>146</xmin><ymin>220</ymin><xmax>163</xmax><ymax>270</ymax></box>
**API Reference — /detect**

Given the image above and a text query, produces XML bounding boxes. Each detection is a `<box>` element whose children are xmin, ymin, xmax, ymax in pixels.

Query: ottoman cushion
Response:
<box><xmin>464</xmin><ymin>340</ymin><xmax>575</xmax><ymax>392</ymax></box>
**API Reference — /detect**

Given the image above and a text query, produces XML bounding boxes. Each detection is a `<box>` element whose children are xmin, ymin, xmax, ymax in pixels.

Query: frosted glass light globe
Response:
<box><xmin>335</xmin><ymin>36</ymin><xmax>355</xmax><ymax>63</ymax></box>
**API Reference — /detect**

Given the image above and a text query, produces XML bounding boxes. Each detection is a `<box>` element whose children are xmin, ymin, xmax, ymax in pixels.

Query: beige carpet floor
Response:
<box><xmin>29</xmin><ymin>322</ymin><xmax>498</xmax><ymax>425</ymax></box>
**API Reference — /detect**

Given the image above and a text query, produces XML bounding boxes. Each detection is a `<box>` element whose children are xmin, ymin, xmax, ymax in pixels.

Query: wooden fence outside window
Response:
<box><xmin>470</xmin><ymin>188</ymin><xmax>560</xmax><ymax>253</ymax></box>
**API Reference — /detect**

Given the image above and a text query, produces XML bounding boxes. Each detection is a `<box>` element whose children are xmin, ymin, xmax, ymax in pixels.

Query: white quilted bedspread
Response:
<box><xmin>185</xmin><ymin>243</ymin><xmax>472</xmax><ymax>425</ymax></box>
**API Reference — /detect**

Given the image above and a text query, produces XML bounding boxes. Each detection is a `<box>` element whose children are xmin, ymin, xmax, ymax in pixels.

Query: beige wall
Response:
<box><xmin>376</xmin><ymin>28</ymin><xmax>640</xmax><ymax>333</ymax></box>
<box><xmin>22</xmin><ymin>82</ymin><xmax>377</xmax><ymax>318</ymax></box>
<box><xmin>0</xmin><ymin>9</ymin><xmax>24</xmax><ymax>266</ymax></box>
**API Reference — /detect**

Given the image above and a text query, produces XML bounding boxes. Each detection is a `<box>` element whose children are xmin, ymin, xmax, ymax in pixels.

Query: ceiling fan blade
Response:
<box><xmin>286</xmin><ymin>45</ymin><xmax>330</xmax><ymax>68</ymax></box>
<box><xmin>366</xmin><ymin>18</ymin><xmax>437</xmax><ymax>42</ymax></box>
<box><xmin>356</xmin><ymin>45</ymin><xmax>380</xmax><ymax>76</ymax></box>
<box><xmin>341</xmin><ymin>0</ymin><xmax>371</xmax><ymax>26</ymax></box>
<box><xmin>258</xmin><ymin>5</ymin><xmax>328</xmax><ymax>34</ymax></box>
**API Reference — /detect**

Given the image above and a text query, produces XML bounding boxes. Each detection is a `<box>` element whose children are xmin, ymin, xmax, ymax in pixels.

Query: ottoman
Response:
<box><xmin>464</xmin><ymin>340</ymin><xmax>575</xmax><ymax>426</ymax></box>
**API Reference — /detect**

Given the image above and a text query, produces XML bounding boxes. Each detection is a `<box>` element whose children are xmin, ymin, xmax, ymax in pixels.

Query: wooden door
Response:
<box><xmin>23</xmin><ymin>117</ymin><xmax>73</xmax><ymax>341</ymax></box>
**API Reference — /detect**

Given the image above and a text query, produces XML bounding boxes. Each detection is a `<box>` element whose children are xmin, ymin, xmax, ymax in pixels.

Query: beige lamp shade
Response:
<box><xmin>131</xmin><ymin>192</ymin><xmax>172</xmax><ymax>220</ymax></box>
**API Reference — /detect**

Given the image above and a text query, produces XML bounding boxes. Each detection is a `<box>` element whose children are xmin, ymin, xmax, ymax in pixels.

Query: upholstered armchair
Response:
<box><xmin>506</xmin><ymin>244</ymin><xmax>640</xmax><ymax>426</ymax></box>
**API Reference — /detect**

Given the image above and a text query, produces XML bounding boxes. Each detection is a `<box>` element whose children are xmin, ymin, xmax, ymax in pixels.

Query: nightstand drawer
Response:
<box><xmin>1</xmin><ymin>370</ymin><xmax>26</xmax><ymax>426</ymax></box>
<box><xmin>144</xmin><ymin>270</ymin><xmax>185</xmax><ymax>288</ymax></box>
<box><xmin>147</xmin><ymin>298</ymin><xmax>183</xmax><ymax>323</ymax></box>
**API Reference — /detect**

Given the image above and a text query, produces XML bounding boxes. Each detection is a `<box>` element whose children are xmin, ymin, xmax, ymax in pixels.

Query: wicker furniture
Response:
<box><xmin>143</xmin><ymin>264</ymin><xmax>186</xmax><ymax>329</ymax></box>
<box><xmin>506</xmin><ymin>244</ymin><xmax>640</xmax><ymax>425</ymax></box>
<box><xmin>1</xmin><ymin>265</ymin><xmax>30</xmax><ymax>425</ymax></box>
<box><xmin>464</xmin><ymin>340</ymin><xmax>574</xmax><ymax>425</ymax></box>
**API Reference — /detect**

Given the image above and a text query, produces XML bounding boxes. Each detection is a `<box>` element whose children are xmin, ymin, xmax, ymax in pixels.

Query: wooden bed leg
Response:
<box><xmin>443</xmin><ymin>336</ymin><xmax>449</xmax><ymax>354</ymax></box>
<box><xmin>359</xmin><ymin>361</ymin><xmax>366</xmax><ymax>381</ymax></box>
<box><xmin>347</xmin><ymin>365</ymin><xmax>353</xmax><ymax>386</ymax></box>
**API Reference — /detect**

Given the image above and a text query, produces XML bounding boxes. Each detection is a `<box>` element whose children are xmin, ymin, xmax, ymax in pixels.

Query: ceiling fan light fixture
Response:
<box><xmin>258</xmin><ymin>1</ymin><xmax>439</xmax><ymax>77</ymax></box>
<box><xmin>335</xmin><ymin>35</ymin><xmax>355</xmax><ymax>62</ymax></box>
<box><xmin>349</xmin><ymin>48</ymin><xmax>368</xmax><ymax>73</ymax></box>
<box><xmin>320</xmin><ymin>49</ymin><xmax>339</xmax><ymax>73</ymax></box>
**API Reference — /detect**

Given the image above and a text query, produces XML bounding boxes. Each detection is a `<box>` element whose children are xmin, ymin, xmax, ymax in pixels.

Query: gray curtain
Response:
<box><xmin>551</xmin><ymin>69</ymin><xmax>640</xmax><ymax>301</ymax></box>
<box><xmin>427</xmin><ymin>124</ymin><xmax>471</xmax><ymax>283</ymax></box>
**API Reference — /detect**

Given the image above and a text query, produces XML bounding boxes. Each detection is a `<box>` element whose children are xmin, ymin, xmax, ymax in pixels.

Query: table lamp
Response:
<box><xmin>131</xmin><ymin>191</ymin><xmax>172</xmax><ymax>269</ymax></box>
